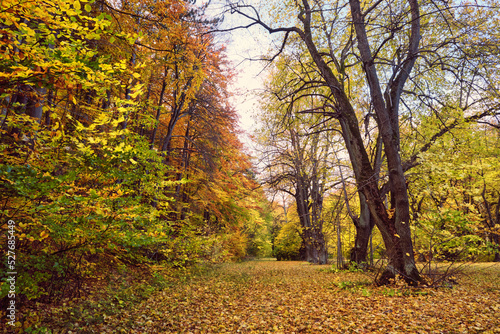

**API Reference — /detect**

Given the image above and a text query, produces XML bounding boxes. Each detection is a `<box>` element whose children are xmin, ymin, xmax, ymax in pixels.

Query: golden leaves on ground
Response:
<box><xmin>88</xmin><ymin>261</ymin><xmax>500</xmax><ymax>333</ymax></box>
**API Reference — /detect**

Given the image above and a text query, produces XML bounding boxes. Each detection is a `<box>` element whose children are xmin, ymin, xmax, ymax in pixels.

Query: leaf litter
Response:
<box><xmin>38</xmin><ymin>260</ymin><xmax>499</xmax><ymax>333</ymax></box>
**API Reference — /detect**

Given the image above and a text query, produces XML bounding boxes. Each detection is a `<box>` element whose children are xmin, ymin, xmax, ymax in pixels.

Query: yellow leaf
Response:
<box><xmin>40</xmin><ymin>231</ymin><xmax>49</xmax><ymax>239</ymax></box>
<box><xmin>394</xmin><ymin>234</ymin><xmax>400</xmax><ymax>238</ymax></box>
<box><xmin>74</xmin><ymin>0</ymin><xmax>81</xmax><ymax>10</ymax></box>
<box><xmin>130</xmin><ymin>89</ymin><xmax>142</xmax><ymax>99</ymax></box>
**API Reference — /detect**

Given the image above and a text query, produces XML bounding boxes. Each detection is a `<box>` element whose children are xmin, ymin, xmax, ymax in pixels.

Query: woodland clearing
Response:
<box><xmin>30</xmin><ymin>260</ymin><xmax>500</xmax><ymax>333</ymax></box>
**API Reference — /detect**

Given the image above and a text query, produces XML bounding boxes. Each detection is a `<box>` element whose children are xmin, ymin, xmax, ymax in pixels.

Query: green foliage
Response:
<box><xmin>414</xmin><ymin>208</ymin><xmax>487</xmax><ymax>260</ymax></box>
<box><xmin>0</xmin><ymin>112</ymin><xmax>178</xmax><ymax>299</ymax></box>
<box><xmin>273</xmin><ymin>220</ymin><xmax>302</xmax><ymax>261</ymax></box>
<box><xmin>409</xmin><ymin>121</ymin><xmax>500</xmax><ymax>262</ymax></box>
<box><xmin>244</xmin><ymin>201</ymin><xmax>274</xmax><ymax>258</ymax></box>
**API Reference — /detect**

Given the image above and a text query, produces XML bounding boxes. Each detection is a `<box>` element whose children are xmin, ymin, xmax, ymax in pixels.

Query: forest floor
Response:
<box><xmin>30</xmin><ymin>260</ymin><xmax>500</xmax><ymax>333</ymax></box>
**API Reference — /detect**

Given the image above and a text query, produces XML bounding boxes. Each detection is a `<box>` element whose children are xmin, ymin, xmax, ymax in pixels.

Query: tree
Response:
<box><xmin>225</xmin><ymin>0</ymin><xmax>500</xmax><ymax>284</ymax></box>
<box><xmin>257</xmin><ymin>60</ymin><xmax>343</xmax><ymax>263</ymax></box>
<box><xmin>224</xmin><ymin>0</ymin><xmax>418</xmax><ymax>283</ymax></box>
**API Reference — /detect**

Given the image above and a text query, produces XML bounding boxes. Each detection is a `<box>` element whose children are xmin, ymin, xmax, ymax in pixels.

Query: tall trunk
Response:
<box><xmin>27</xmin><ymin>86</ymin><xmax>46</xmax><ymax>122</ymax></box>
<box><xmin>159</xmin><ymin>61</ymin><xmax>193</xmax><ymax>157</ymax></box>
<box><xmin>305</xmin><ymin>197</ymin><xmax>328</xmax><ymax>265</ymax></box>
<box><xmin>150</xmin><ymin>76</ymin><xmax>167</xmax><ymax>149</ymax></box>
<box><xmin>159</xmin><ymin>87</ymin><xmax>191</xmax><ymax>156</ymax></box>
<box><xmin>175</xmin><ymin>119</ymin><xmax>191</xmax><ymax>197</ymax></box>
<box><xmin>351</xmin><ymin>136</ymin><xmax>382</xmax><ymax>264</ymax></box>
<box><xmin>350</xmin><ymin>192</ymin><xmax>375</xmax><ymax>264</ymax></box>
<box><xmin>176</xmin><ymin>119</ymin><xmax>192</xmax><ymax>223</ymax></box>
<box><xmin>295</xmin><ymin>177</ymin><xmax>311</xmax><ymax>261</ymax></box>
<box><xmin>336</xmin><ymin>217</ymin><xmax>344</xmax><ymax>269</ymax></box>
<box><xmin>310</xmin><ymin>186</ymin><xmax>328</xmax><ymax>264</ymax></box>
<box><xmin>348</xmin><ymin>0</ymin><xmax>421</xmax><ymax>284</ymax></box>
<box><xmin>309</xmin><ymin>153</ymin><xmax>328</xmax><ymax>264</ymax></box>
<box><xmin>337</xmin><ymin>156</ymin><xmax>375</xmax><ymax>265</ymax></box>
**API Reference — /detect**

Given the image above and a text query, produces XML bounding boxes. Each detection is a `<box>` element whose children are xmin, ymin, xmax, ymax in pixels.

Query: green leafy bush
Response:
<box><xmin>273</xmin><ymin>221</ymin><xmax>302</xmax><ymax>261</ymax></box>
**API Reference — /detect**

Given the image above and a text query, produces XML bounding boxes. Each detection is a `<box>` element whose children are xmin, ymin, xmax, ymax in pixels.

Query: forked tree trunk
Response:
<box><xmin>348</xmin><ymin>0</ymin><xmax>421</xmax><ymax>285</ymax></box>
<box><xmin>241</xmin><ymin>0</ymin><xmax>422</xmax><ymax>281</ymax></box>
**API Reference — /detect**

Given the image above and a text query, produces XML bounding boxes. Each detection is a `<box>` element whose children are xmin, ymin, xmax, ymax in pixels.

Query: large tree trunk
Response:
<box><xmin>298</xmin><ymin>214</ymin><xmax>328</xmax><ymax>264</ymax></box>
<box><xmin>309</xmin><ymin>156</ymin><xmax>328</xmax><ymax>264</ymax></box>
<box><xmin>295</xmin><ymin>180</ymin><xmax>328</xmax><ymax>264</ymax></box>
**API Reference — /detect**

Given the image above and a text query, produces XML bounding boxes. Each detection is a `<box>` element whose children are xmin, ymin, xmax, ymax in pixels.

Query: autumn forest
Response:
<box><xmin>1</xmin><ymin>0</ymin><xmax>499</xmax><ymax>332</ymax></box>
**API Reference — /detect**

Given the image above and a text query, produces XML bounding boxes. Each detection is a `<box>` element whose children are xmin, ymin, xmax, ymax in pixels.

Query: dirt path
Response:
<box><xmin>117</xmin><ymin>260</ymin><xmax>500</xmax><ymax>333</ymax></box>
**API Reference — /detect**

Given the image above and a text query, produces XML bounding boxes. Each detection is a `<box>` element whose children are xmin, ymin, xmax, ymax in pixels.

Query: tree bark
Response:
<box><xmin>294</xmin><ymin>183</ymin><xmax>328</xmax><ymax>264</ymax></box>
<box><xmin>26</xmin><ymin>86</ymin><xmax>46</xmax><ymax>122</ymax></box>
<box><xmin>350</xmin><ymin>192</ymin><xmax>374</xmax><ymax>264</ymax></box>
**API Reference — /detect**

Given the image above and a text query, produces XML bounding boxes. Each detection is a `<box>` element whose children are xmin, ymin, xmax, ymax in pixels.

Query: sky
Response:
<box><xmin>225</xmin><ymin>34</ymin><xmax>266</xmax><ymax>150</ymax></box>
<box><xmin>209</xmin><ymin>1</ymin><xmax>274</xmax><ymax>151</ymax></box>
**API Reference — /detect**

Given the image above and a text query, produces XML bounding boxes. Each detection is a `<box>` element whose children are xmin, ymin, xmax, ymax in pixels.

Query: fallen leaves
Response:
<box><xmin>34</xmin><ymin>261</ymin><xmax>500</xmax><ymax>333</ymax></box>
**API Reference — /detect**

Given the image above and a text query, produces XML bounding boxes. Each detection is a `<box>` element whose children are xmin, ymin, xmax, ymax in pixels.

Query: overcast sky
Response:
<box><xmin>210</xmin><ymin>1</ymin><xmax>274</xmax><ymax>151</ymax></box>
